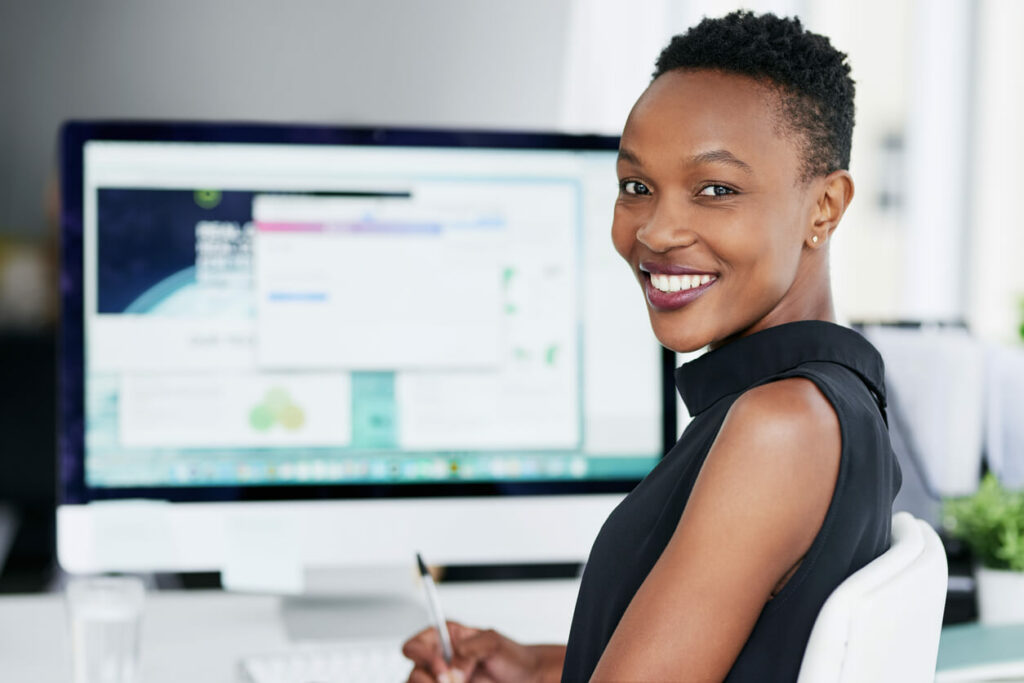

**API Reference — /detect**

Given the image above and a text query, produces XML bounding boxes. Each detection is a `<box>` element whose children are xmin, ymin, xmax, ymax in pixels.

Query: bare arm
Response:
<box><xmin>591</xmin><ymin>378</ymin><xmax>841</xmax><ymax>682</ymax></box>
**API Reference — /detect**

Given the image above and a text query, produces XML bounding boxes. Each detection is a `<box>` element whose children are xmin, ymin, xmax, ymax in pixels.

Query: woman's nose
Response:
<box><xmin>635</xmin><ymin>200</ymin><xmax>697</xmax><ymax>253</ymax></box>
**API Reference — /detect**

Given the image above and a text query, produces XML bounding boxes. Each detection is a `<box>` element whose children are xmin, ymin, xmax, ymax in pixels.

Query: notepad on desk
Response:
<box><xmin>936</xmin><ymin>622</ymin><xmax>1024</xmax><ymax>682</ymax></box>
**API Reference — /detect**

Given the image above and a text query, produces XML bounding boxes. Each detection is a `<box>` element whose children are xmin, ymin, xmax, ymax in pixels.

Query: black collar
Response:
<box><xmin>675</xmin><ymin>320</ymin><xmax>886</xmax><ymax>417</ymax></box>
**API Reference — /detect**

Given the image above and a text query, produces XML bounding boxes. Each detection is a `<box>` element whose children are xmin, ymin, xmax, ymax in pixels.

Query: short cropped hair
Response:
<box><xmin>653</xmin><ymin>10</ymin><xmax>855</xmax><ymax>180</ymax></box>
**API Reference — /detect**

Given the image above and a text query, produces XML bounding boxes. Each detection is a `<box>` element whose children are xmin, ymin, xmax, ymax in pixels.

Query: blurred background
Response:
<box><xmin>0</xmin><ymin>0</ymin><xmax>1021</xmax><ymax>593</ymax></box>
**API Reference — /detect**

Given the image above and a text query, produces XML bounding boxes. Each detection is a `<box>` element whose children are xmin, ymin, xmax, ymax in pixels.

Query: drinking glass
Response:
<box><xmin>65</xmin><ymin>575</ymin><xmax>145</xmax><ymax>683</ymax></box>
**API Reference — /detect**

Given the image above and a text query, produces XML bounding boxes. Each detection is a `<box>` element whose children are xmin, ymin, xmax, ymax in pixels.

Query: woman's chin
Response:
<box><xmin>651</xmin><ymin>326</ymin><xmax>711</xmax><ymax>355</ymax></box>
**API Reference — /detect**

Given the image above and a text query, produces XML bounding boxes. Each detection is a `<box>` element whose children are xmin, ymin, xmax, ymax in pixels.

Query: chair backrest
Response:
<box><xmin>796</xmin><ymin>511</ymin><xmax>948</xmax><ymax>683</ymax></box>
<box><xmin>862</xmin><ymin>325</ymin><xmax>985</xmax><ymax>498</ymax></box>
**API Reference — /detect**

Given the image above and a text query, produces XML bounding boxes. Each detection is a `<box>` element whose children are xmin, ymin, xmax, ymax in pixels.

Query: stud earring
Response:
<box><xmin>812</xmin><ymin>235</ymin><xmax>819</xmax><ymax>244</ymax></box>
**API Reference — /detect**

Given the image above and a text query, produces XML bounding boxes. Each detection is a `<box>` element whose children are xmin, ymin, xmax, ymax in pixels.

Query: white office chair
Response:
<box><xmin>796</xmin><ymin>511</ymin><xmax>948</xmax><ymax>683</ymax></box>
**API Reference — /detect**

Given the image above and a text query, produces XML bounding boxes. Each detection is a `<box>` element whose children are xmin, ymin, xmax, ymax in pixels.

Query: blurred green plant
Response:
<box><xmin>1018</xmin><ymin>294</ymin><xmax>1024</xmax><ymax>342</ymax></box>
<box><xmin>943</xmin><ymin>472</ymin><xmax>1024</xmax><ymax>571</ymax></box>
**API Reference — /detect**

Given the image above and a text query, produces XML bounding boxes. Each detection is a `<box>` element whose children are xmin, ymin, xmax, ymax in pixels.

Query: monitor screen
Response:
<box><xmin>60</xmin><ymin>123</ymin><xmax>671</xmax><ymax>507</ymax></box>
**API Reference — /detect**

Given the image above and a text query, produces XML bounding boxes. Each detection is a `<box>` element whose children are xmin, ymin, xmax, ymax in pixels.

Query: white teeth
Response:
<box><xmin>649</xmin><ymin>272</ymin><xmax>716</xmax><ymax>293</ymax></box>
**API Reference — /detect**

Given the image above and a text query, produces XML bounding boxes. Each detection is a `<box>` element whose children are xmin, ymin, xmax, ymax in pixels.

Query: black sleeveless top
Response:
<box><xmin>561</xmin><ymin>321</ymin><xmax>902</xmax><ymax>682</ymax></box>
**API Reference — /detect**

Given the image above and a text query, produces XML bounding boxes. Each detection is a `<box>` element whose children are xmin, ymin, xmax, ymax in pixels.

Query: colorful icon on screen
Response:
<box><xmin>194</xmin><ymin>189</ymin><xmax>222</xmax><ymax>209</ymax></box>
<box><xmin>249</xmin><ymin>387</ymin><xmax>306</xmax><ymax>432</ymax></box>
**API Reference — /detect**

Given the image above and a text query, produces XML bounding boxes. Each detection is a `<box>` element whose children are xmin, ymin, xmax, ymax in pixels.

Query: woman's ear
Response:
<box><xmin>809</xmin><ymin>170</ymin><xmax>854</xmax><ymax>246</ymax></box>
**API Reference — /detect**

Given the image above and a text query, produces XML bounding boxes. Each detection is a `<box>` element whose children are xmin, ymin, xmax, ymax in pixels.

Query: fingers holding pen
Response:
<box><xmin>402</xmin><ymin>621</ymin><xmax>478</xmax><ymax>682</ymax></box>
<box><xmin>402</xmin><ymin>633</ymin><xmax>446</xmax><ymax>679</ymax></box>
<box><xmin>406</xmin><ymin>666</ymin><xmax>467</xmax><ymax>683</ymax></box>
<box><xmin>453</xmin><ymin>628</ymin><xmax>504</xmax><ymax>661</ymax></box>
<box><xmin>406</xmin><ymin>666</ymin><xmax>437</xmax><ymax>683</ymax></box>
<box><xmin>456</xmin><ymin>628</ymin><xmax>546</xmax><ymax>683</ymax></box>
<box><xmin>401</xmin><ymin>624</ymin><xmax>438</xmax><ymax>661</ymax></box>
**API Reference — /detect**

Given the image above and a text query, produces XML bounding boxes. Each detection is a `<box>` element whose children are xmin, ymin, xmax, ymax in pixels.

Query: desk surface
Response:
<box><xmin>6</xmin><ymin>581</ymin><xmax>1013</xmax><ymax>683</ymax></box>
<box><xmin>936</xmin><ymin>621</ymin><xmax>1024</xmax><ymax>682</ymax></box>
<box><xmin>0</xmin><ymin>579</ymin><xmax>581</xmax><ymax>683</ymax></box>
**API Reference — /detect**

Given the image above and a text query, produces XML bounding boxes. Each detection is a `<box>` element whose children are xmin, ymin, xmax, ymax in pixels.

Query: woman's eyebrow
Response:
<box><xmin>689</xmin><ymin>149</ymin><xmax>754</xmax><ymax>175</ymax></box>
<box><xmin>617</xmin><ymin>147</ymin><xmax>642</xmax><ymax>166</ymax></box>
<box><xmin>617</xmin><ymin>147</ymin><xmax>754</xmax><ymax>175</ymax></box>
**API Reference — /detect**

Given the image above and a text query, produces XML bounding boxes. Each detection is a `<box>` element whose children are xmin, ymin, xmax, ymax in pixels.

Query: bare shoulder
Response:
<box><xmin>589</xmin><ymin>377</ymin><xmax>843</xmax><ymax>680</ymax></box>
<box><xmin>725</xmin><ymin>376</ymin><xmax>840</xmax><ymax>449</ymax></box>
<box><xmin>704</xmin><ymin>376</ymin><xmax>839</xmax><ymax>528</ymax></box>
<box><xmin>707</xmin><ymin>376</ymin><xmax>842</xmax><ymax>554</ymax></box>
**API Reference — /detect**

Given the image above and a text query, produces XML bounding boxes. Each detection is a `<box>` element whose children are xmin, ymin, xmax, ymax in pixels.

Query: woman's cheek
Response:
<box><xmin>610</xmin><ymin>214</ymin><xmax>637</xmax><ymax>261</ymax></box>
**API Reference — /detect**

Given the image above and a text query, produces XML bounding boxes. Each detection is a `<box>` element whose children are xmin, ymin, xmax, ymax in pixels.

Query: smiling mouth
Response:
<box><xmin>648</xmin><ymin>272</ymin><xmax>717</xmax><ymax>293</ymax></box>
<box><xmin>640</xmin><ymin>268</ymin><xmax>718</xmax><ymax>312</ymax></box>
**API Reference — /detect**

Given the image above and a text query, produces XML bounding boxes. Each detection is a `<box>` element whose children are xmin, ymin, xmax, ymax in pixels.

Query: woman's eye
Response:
<box><xmin>697</xmin><ymin>184</ymin><xmax>735</xmax><ymax>197</ymax></box>
<box><xmin>620</xmin><ymin>180</ymin><xmax>650</xmax><ymax>196</ymax></box>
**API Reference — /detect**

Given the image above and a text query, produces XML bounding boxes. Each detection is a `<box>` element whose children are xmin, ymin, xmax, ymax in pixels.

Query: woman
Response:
<box><xmin>404</xmin><ymin>11</ymin><xmax>901</xmax><ymax>682</ymax></box>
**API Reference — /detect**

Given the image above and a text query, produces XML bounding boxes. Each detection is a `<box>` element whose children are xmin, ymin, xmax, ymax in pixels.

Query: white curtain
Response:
<box><xmin>968</xmin><ymin>0</ymin><xmax>1024</xmax><ymax>343</ymax></box>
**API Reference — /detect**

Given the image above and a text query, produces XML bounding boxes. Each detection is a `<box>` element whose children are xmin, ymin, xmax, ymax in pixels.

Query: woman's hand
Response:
<box><xmin>401</xmin><ymin>621</ymin><xmax>564</xmax><ymax>683</ymax></box>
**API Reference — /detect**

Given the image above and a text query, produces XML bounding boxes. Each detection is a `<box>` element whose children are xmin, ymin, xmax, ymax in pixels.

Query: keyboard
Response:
<box><xmin>239</xmin><ymin>640</ymin><xmax>411</xmax><ymax>683</ymax></box>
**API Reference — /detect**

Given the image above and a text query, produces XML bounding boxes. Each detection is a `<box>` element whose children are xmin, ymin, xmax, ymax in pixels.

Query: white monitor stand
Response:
<box><xmin>58</xmin><ymin>494</ymin><xmax>621</xmax><ymax>639</ymax></box>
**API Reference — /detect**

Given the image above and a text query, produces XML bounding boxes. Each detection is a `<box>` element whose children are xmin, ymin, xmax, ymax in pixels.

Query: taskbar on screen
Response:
<box><xmin>84</xmin><ymin>453</ymin><xmax>660</xmax><ymax>489</ymax></box>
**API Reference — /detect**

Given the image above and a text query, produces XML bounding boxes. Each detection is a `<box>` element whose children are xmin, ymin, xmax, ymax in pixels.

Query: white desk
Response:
<box><xmin>0</xmin><ymin>579</ymin><xmax>581</xmax><ymax>683</ymax></box>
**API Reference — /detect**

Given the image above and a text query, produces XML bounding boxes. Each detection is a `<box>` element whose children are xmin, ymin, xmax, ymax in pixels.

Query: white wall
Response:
<box><xmin>0</xmin><ymin>0</ymin><xmax>572</xmax><ymax>236</ymax></box>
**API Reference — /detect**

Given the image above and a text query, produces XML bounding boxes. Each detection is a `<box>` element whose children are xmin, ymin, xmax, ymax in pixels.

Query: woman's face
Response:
<box><xmin>613</xmin><ymin>69</ymin><xmax>824</xmax><ymax>353</ymax></box>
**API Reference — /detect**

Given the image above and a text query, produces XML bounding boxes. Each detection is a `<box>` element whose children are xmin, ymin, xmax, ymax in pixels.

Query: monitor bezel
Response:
<box><xmin>59</xmin><ymin>120</ymin><xmax>676</xmax><ymax>506</ymax></box>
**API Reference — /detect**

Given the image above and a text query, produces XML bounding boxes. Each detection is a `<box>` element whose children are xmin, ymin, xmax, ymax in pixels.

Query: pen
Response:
<box><xmin>417</xmin><ymin>552</ymin><xmax>454</xmax><ymax>665</ymax></box>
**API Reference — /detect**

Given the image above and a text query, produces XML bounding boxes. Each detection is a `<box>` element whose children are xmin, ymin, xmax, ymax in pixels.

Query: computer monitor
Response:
<box><xmin>58</xmin><ymin>122</ymin><xmax>673</xmax><ymax>593</ymax></box>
